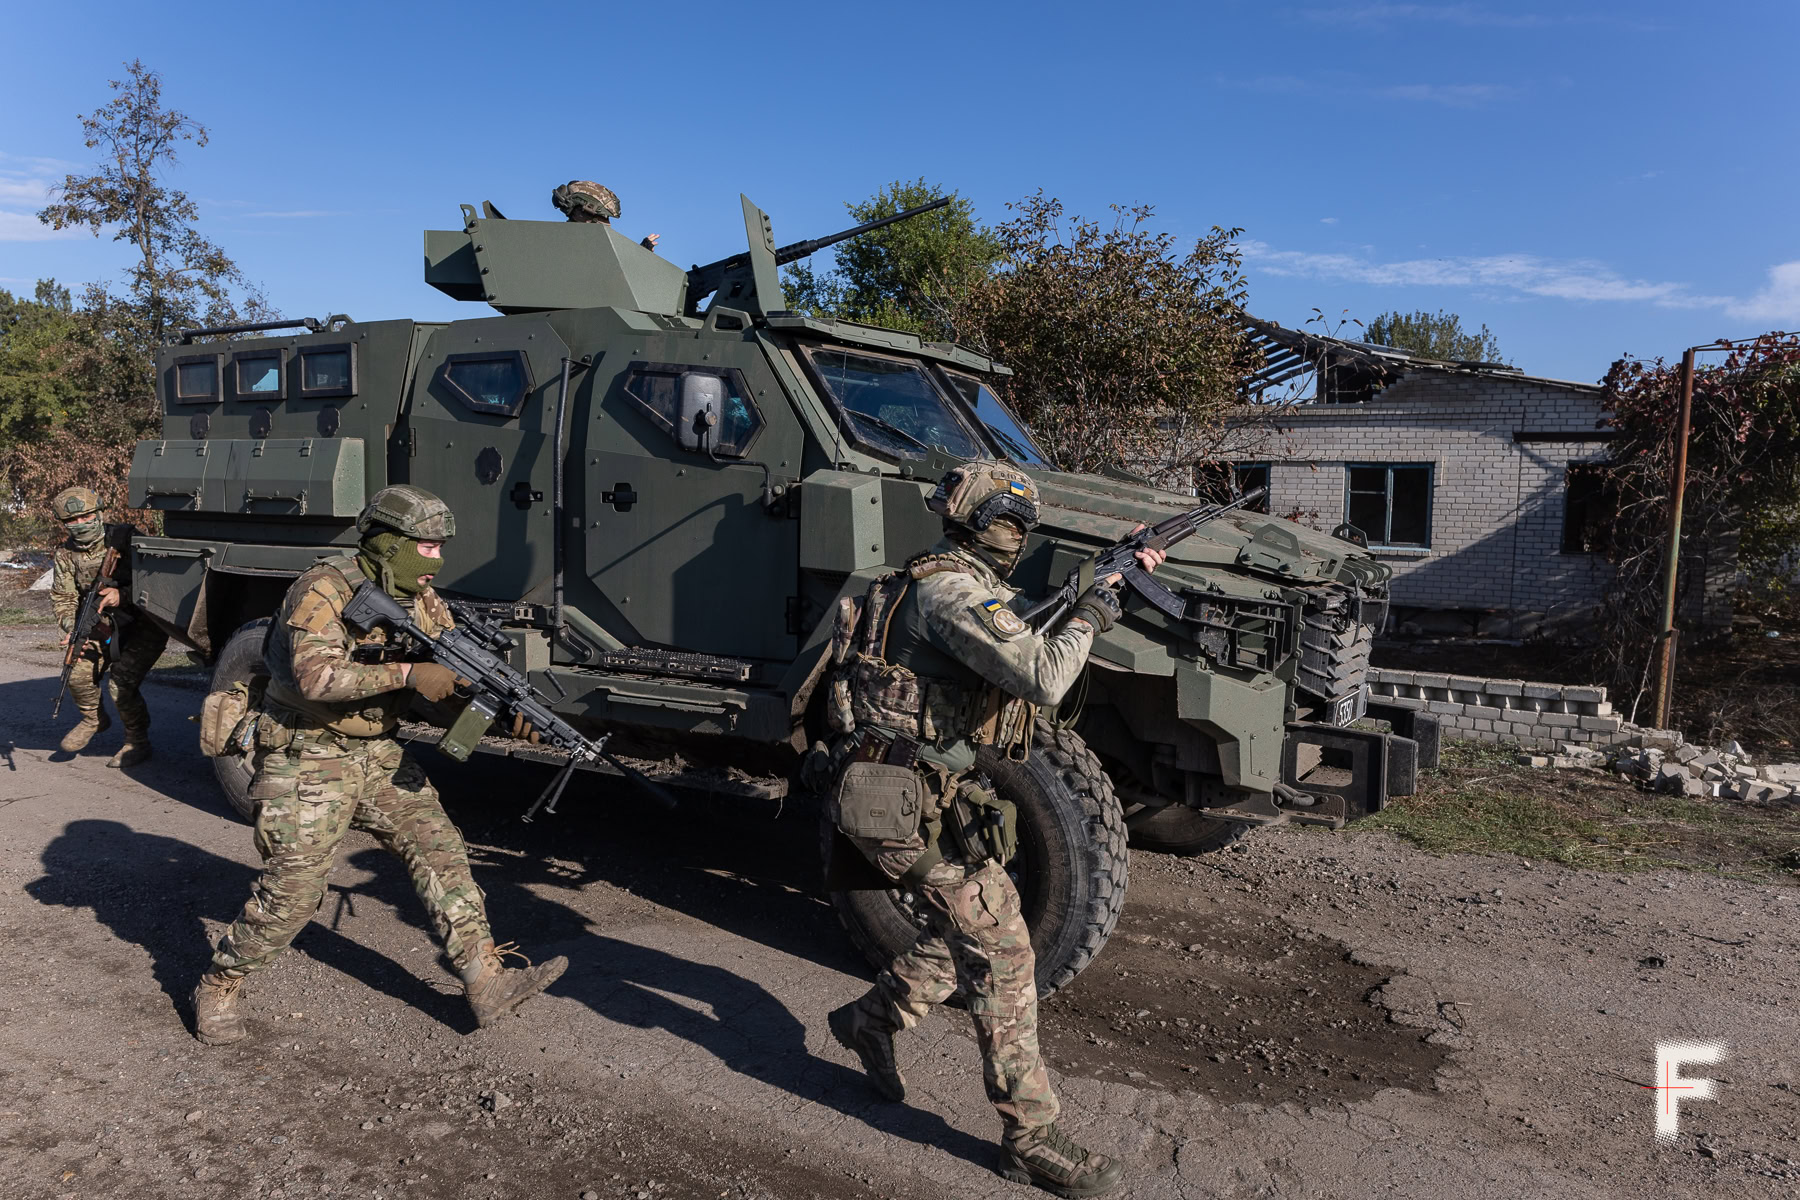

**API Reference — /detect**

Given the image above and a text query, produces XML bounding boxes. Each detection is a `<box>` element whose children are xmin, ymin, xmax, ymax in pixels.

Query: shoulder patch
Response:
<box><xmin>288</xmin><ymin>586</ymin><xmax>342</xmax><ymax>635</ymax></box>
<box><xmin>970</xmin><ymin>596</ymin><xmax>1028</xmax><ymax>640</ymax></box>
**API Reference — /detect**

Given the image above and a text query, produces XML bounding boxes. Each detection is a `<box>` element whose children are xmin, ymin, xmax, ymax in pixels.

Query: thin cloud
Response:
<box><xmin>1320</xmin><ymin>217</ymin><xmax>1339</xmax><ymax>225</ymax></box>
<box><xmin>1299</xmin><ymin>4</ymin><xmax>1660</xmax><ymax>31</ymax></box>
<box><xmin>1238</xmin><ymin>239</ymin><xmax>1735</xmax><ymax>309</ymax></box>
<box><xmin>242</xmin><ymin>210</ymin><xmax>344</xmax><ymax>219</ymax></box>
<box><xmin>1724</xmin><ymin>262</ymin><xmax>1800</xmax><ymax>323</ymax></box>
<box><xmin>0</xmin><ymin>154</ymin><xmax>75</xmax><ymax>242</ymax></box>
<box><xmin>1377</xmin><ymin>82</ymin><xmax>1517</xmax><ymax>107</ymax></box>
<box><xmin>1220</xmin><ymin>71</ymin><xmax>1516</xmax><ymax>109</ymax></box>
<box><xmin>0</xmin><ymin>210</ymin><xmax>78</xmax><ymax>242</ymax></box>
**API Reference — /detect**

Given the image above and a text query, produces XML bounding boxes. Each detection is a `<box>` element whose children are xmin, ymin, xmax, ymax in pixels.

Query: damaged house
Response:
<box><xmin>1218</xmin><ymin>317</ymin><xmax>1735</xmax><ymax>636</ymax></box>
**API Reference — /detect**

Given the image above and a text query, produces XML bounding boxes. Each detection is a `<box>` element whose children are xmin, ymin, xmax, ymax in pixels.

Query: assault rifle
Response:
<box><xmin>52</xmin><ymin>545</ymin><xmax>122</xmax><ymax>719</ymax></box>
<box><xmin>340</xmin><ymin>582</ymin><xmax>675</xmax><ymax>820</ymax></box>
<box><xmin>1019</xmin><ymin>487</ymin><xmax>1268</xmax><ymax>630</ymax></box>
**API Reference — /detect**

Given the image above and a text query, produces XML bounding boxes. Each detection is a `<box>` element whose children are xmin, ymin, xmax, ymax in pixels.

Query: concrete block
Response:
<box><xmin>1766</xmin><ymin>764</ymin><xmax>1800</xmax><ymax>786</ymax></box>
<box><xmin>1412</xmin><ymin>673</ymin><xmax>1450</xmax><ymax>689</ymax></box>
<box><xmin>1592</xmin><ymin>701</ymin><xmax>1614</xmax><ymax>717</ymax></box>
<box><xmin>1539</xmin><ymin>712</ymin><xmax>1580</xmax><ymax>728</ymax></box>
<box><xmin>1516</xmin><ymin>754</ymin><xmax>1550</xmax><ymax>768</ymax></box>
<box><xmin>1447</xmin><ymin>675</ymin><xmax>1488</xmax><ymax>692</ymax></box>
<box><xmin>1579</xmin><ymin>715</ymin><xmax>1623</xmax><ymax>733</ymax></box>
<box><xmin>1522</xmin><ymin>683</ymin><xmax>1562</xmax><ymax>699</ymax></box>
<box><xmin>1380</xmin><ymin>694</ymin><xmax>1425</xmax><ymax>709</ymax></box>
<box><xmin>1464</xmin><ymin>705</ymin><xmax>1503</xmax><ymax>720</ymax></box>
<box><xmin>1673</xmin><ymin>744</ymin><xmax>1703</xmax><ymax>766</ymax></box>
<box><xmin>1427</xmin><ymin>701</ymin><xmax>1464</xmax><ymax>716</ymax></box>
<box><xmin>1563</xmin><ymin>685</ymin><xmax>1606</xmax><ymax>703</ymax></box>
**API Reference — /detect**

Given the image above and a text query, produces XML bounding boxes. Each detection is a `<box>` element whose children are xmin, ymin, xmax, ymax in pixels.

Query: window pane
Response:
<box><xmin>447</xmin><ymin>358</ymin><xmax>525</xmax><ymax>412</ymax></box>
<box><xmin>945</xmin><ymin>373</ymin><xmax>1053</xmax><ymax>466</ymax></box>
<box><xmin>237</xmin><ymin>355</ymin><xmax>281</xmax><ymax>395</ymax></box>
<box><xmin>715</xmin><ymin>377</ymin><xmax>761</xmax><ymax>452</ymax></box>
<box><xmin>627</xmin><ymin>371</ymin><xmax>680</xmax><ymax>430</ymax></box>
<box><xmin>1347</xmin><ymin>491</ymin><xmax>1387</xmax><ymax>541</ymax></box>
<box><xmin>1347</xmin><ymin>466</ymin><xmax>1387</xmax><ymax>496</ymax></box>
<box><xmin>1388</xmin><ymin>467</ymin><xmax>1431</xmax><ymax>545</ymax></box>
<box><xmin>1234</xmin><ymin>465</ymin><xmax>1270</xmax><ymax>511</ymax></box>
<box><xmin>807</xmin><ymin>348</ymin><xmax>984</xmax><ymax>460</ymax></box>
<box><xmin>302</xmin><ymin>349</ymin><xmax>351</xmax><ymax>392</ymax></box>
<box><xmin>177</xmin><ymin>361</ymin><xmax>217</xmax><ymax>399</ymax></box>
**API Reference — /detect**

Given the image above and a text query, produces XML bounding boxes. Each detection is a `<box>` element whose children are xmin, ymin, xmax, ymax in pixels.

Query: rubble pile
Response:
<box><xmin>1516</xmin><ymin>729</ymin><xmax>1800</xmax><ymax>804</ymax></box>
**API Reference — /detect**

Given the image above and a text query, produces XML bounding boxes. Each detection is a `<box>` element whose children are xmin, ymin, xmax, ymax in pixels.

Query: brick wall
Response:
<box><xmin>1368</xmin><ymin>667</ymin><xmax>1630</xmax><ymax>750</ymax></box>
<box><xmin>1229</xmin><ymin>370</ymin><xmax>1620</xmax><ymax>618</ymax></box>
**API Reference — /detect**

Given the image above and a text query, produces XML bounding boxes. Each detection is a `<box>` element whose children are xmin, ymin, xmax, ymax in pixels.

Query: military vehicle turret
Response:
<box><xmin>125</xmin><ymin>193</ymin><xmax>1434</xmax><ymax>992</ymax></box>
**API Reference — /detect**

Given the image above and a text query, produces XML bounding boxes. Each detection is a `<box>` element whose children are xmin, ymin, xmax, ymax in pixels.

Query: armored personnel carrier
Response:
<box><xmin>125</xmin><ymin>194</ymin><xmax>1433</xmax><ymax>991</ymax></box>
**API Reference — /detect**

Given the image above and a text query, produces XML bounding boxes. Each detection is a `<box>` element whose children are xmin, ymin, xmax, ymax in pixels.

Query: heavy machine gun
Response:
<box><xmin>340</xmin><ymin>582</ymin><xmax>675</xmax><ymax>820</ymax></box>
<box><xmin>52</xmin><ymin>545</ymin><xmax>122</xmax><ymax>719</ymax></box>
<box><xmin>683</xmin><ymin>196</ymin><xmax>949</xmax><ymax>316</ymax></box>
<box><xmin>1020</xmin><ymin>488</ymin><xmax>1269</xmax><ymax>630</ymax></box>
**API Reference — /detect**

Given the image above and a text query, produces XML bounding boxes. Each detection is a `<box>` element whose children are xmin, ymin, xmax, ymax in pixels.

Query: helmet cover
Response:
<box><xmin>552</xmin><ymin>180</ymin><xmax>620</xmax><ymax>222</ymax></box>
<box><xmin>927</xmin><ymin>460</ymin><xmax>1040</xmax><ymax>533</ymax></box>
<box><xmin>356</xmin><ymin>485</ymin><xmax>456</xmax><ymax>540</ymax></box>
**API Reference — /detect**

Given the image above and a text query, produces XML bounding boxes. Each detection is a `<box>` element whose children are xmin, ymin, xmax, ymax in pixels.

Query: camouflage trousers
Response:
<box><xmin>211</xmin><ymin>732</ymin><xmax>492</xmax><ymax>980</ymax></box>
<box><xmin>65</xmin><ymin>617</ymin><xmax>168</xmax><ymax>740</ymax></box>
<box><xmin>850</xmin><ymin>826</ymin><xmax>1058</xmax><ymax>1138</ymax></box>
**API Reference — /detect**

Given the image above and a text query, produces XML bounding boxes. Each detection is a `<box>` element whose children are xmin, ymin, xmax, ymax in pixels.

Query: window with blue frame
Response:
<box><xmin>1345</xmin><ymin>464</ymin><xmax>1432</xmax><ymax>548</ymax></box>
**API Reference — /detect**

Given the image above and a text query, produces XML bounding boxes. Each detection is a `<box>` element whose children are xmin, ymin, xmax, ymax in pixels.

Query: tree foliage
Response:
<box><xmin>1362</xmin><ymin>308</ymin><xmax>1504</xmax><ymax>364</ymax></box>
<box><xmin>1587</xmin><ymin>334</ymin><xmax>1800</xmax><ymax>714</ymax></box>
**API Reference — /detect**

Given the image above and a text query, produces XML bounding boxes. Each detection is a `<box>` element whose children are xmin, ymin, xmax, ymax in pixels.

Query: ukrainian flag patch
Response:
<box><xmin>1006</xmin><ymin>480</ymin><xmax>1030</xmax><ymax>496</ymax></box>
<box><xmin>971</xmin><ymin>596</ymin><xmax>1027</xmax><ymax>639</ymax></box>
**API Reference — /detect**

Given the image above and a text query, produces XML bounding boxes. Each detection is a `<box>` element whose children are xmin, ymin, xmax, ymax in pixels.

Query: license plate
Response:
<box><xmin>1331</xmin><ymin>685</ymin><xmax>1368</xmax><ymax>727</ymax></box>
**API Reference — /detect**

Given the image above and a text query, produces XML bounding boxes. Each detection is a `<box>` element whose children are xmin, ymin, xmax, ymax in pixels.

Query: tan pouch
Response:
<box><xmin>833</xmin><ymin>760</ymin><xmax>925</xmax><ymax>841</ymax></box>
<box><xmin>198</xmin><ymin>684</ymin><xmax>249</xmax><ymax>757</ymax></box>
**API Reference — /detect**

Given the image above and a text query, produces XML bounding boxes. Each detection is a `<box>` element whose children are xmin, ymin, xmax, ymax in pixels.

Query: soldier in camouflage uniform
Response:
<box><xmin>48</xmin><ymin>487</ymin><xmax>168</xmax><ymax>768</ymax></box>
<box><xmin>191</xmin><ymin>486</ymin><xmax>567</xmax><ymax>1045</ymax></box>
<box><xmin>551</xmin><ymin>179</ymin><xmax>660</xmax><ymax>250</ymax></box>
<box><xmin>824</xmin><ymin>461</ymin><xmax>1163</xmax><ymax>1198</ymax></box>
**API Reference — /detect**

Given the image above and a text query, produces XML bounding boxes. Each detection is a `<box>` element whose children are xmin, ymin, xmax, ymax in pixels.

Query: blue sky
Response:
<box><xmin>3</xmin><ymin>1</ymin><xmax>1795</xmax><ymax>385</ymax></box>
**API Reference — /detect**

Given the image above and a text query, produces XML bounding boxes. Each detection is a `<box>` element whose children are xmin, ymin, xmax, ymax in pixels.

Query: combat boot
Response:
<box><xmin>107</xmin><ymin>740</ymin><xmax>152</xmax><ymax>769</ymax></box>
<box><xmin>827</xmin><ymin>993</ymin><xmax>906</xmax><ymax>1101</ymax></box>
<box><xmin>460</xmin><ymin>939</ymin><xmax>568</xmax><ymax>1028</ymax></box>
<box><xmin>1000</xmin><ymin>1124</ymin><xmax>1125</xmax><ymax>1198</ymax></box>
<box><xmin>59</xmin><ymin>708</ymin><xmax>111</xmax><ymax>753</ymax></box>
<box><xmin>191</xmin><ymin>973</ymin><xmax>249</xmax><ymax>1046</ymax></box>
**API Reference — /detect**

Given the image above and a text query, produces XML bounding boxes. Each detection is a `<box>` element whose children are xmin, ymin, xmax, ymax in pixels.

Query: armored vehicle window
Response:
<box><xmin>941</xmin><ymin>371</ymin><xmax>1054</xmax><ymax>467</ymax></box>
<box><xmin>173</xmin><ymin>354</ymin><xmax>222</xmax><ymax>403</ymax></box>
<box><xmin>298</xmin><ymin>344</ymin><xmax>356</xmax><ymax>397</ymax></box>
<box><xmin>233</xmin><ymin>351</ymin><xmax>284</xmax><ymax>399</ymax></box>
<box><xmin>623</xmin><ymin>363</ymin><xmax>762</xmax><ymax>456</ymax></box>
<box><xmin>441</xmin><ymin>351</ymin><xmax>534</xmax><ymax>418</ymax></box>
<box><xmin>803</xmin><ymin>347</ymin><xmax>983</xmax><ymax>461</ymax></box>
<box><xmin>1346</xmin><ymin>464</ymin><xmax>1432</xmax><ymax>548</ymax></box>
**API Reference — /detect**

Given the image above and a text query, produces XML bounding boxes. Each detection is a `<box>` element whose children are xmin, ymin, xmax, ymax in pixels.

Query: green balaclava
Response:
<box><xmin>65</xmin><ymin>513</ymin><xmax>105</xmax><ymax>549</ymax></box>
<box><xmin>953</xmin><ymin>518</ymin><xmax>1027</xmax><ymax>579</ymax></box>
<box><xmin>358</xmin><ymin>530</ymin><xmax>441</xmax><ymax>597</ymax></box>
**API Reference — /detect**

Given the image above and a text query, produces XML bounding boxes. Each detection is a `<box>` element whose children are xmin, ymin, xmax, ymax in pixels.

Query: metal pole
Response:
<box><xmin>1650</xmin><ymin>346</ymin><xmax>1696</xmax><ymax>728</ymax></box>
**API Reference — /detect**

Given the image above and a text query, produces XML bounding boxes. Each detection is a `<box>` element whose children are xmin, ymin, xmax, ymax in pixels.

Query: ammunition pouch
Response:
<box><xmin>947</xmin><ymin>783</ymin><xmax>1019</xmax><ymax>865</ymax></box>
<box><xmin>832</xmin><ymin>760</ymin><xmax>926</xmax><ymax>842</ymax></box>
<box><xmin>198</xmin><ymin>675</ymin><xmax>264</xmax><ymax>758</ymax></box>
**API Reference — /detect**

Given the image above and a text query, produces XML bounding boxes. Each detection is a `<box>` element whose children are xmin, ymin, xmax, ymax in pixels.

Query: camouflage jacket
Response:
<box><xmin>51</xmin><ymin>524</ymin><xmax>136</xmax><ymax>636</ymax></box>
<box><xmin>831</xmin><ymin>540</ymin><xmax>1096</xmax><ymax>772</ymax></box>
<box><xmin>262</xmin><ymin>554</ymin><xmax>454</xmax><ymax>738</ymax></box>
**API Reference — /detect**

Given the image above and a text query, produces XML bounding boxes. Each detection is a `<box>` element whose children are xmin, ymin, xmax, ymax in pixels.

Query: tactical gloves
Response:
<box><xmin>1071</xmin><ymin>582</ymin><xmax>1123</xmax><ymax>633</ymax></box>
<box><xmin>408</xmin><ymin>662</ymin><xmax>461</xmax><ymax>702</ymax></box>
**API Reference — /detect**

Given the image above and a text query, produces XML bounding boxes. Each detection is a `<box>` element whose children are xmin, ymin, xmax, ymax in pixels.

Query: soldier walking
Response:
<box><xmin>192</xmin><ymin>486</ymin><xmax>566</xmax><ymax>1045</ymax></box>
<box><xmin>49</xmin><ymin>487</ymin><xmax>168</xmax><ymax>768</ymax></box>
<box><xmin>823</xmin><ymin>461</ymin><xmax>1163</xmax><ymax>1197</ymax></box>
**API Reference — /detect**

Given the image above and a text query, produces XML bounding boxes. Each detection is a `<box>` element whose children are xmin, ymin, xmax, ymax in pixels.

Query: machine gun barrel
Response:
<box><xmin>340</xmin><ymin>582</ymin><xmax>675</xmax><ymax>817</ymax></box>
<box><xmin>1019</xmin><ymin>487</ymin><xmax>1268</xmax><ymax>630</ymax></box>
<box><xmin>685</xmin><ymin>197</ymin><xmax>950</xmax><ymax>304</ymax></box>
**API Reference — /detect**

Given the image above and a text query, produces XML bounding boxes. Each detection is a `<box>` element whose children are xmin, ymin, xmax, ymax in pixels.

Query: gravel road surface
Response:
<box><xmin>2</xmin><ymin>627</ymin><xmax>1796</xmax><ymax>1199</ymax></box>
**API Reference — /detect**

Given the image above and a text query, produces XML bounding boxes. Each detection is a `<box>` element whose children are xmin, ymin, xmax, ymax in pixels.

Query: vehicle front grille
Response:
<box><xmin>1295</xmin><ymin>581</ymin><xmax>1387</xmax><ymax>719</ymax></box>
<box><xmin>1186</xmin><ymin>595</ymin><xmax>1295</xmax><ymax>674</ymax></box>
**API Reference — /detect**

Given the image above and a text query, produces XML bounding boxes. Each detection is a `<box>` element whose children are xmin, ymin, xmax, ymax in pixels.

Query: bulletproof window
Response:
<box><xmin>232</xmin><ymin>350</ymin><xmax>285</xmax><ymax>400</ymax></box>
<box><xmin>941</xmin><ymin>371</ymin><xmax>1054</xmax><ymax>467</ymax></box>
<box><xmin>622</xmin><ymin>362</ymin><xmax>762</xmax><ymax>456</ymax></box>
<box><xmin>440</xmin><ymin>351</ymin><xmax>534</xmax><ymax>418</ymax></box>
<box><xmin>297</xmin><ymin>343</ymin><xmax>356</xmax><ymax>398</ymax></box>
<box><xmin>802</xmin><ymin>346</ymin><xmax>984</xmax><ymax>461</ymax></box>
<box><xmin>172</xmin><ymin>353</ymin><xmax>223</xmax><ymax>404</ymax></box>
<box><xmin>1561</xmin><ymin>464</ymin><xmax>1617</xmax><ymax>554</ymax></box>
<box><xmin>1345</xmin><ymin>464</ymin><xmax>1432</xmax><ymax>548</ymax></box>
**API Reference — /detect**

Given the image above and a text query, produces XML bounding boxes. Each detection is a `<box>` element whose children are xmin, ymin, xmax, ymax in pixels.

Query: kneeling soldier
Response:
<box><xmin>193</xmin><ymin>486</ymin><xmax>566</xmax><ymax>1045</ymax></box>
<box><xmin>49</xmin><ymin>486</ymin><xmax>167</xmax><ymax>767</ymax></box>
<box><xmin>824</xmin><ymin>461</ymin><xmax>1163</xmax><ymax>1197</ymax></box>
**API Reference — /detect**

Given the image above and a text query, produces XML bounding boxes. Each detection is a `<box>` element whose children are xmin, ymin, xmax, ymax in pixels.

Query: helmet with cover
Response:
<box><xmin>551</xmin><ymin>180</ymin><xmax>621</xmax><ymax>223</ymax></box>
<box><xmin>355</xmin><ymin>486</ymin><xmax>455</xmax><ymax>597</ymax></box>
<box><xmin>51</xmin><ymin>486</ymin><xmax>106</xmax><ymax>547</ymax></box>
<box><xmin>927</xmin><ymin>460</ymin><xmax>1040</xmax><ymax>577</ymax></box>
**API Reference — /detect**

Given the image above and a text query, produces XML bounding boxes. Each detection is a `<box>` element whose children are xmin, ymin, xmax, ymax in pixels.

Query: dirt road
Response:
<box><xmin>2</xmin><ymin>626</ymin><xmax>1796</xmax><ymax>1199</ymax></box>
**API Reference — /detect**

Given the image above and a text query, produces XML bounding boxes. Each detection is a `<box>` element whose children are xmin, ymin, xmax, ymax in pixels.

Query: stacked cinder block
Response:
<box><xmin>1366</xmin><ymin>667</ymin><xmax>1626</xmax><ymax>750</ymax></box>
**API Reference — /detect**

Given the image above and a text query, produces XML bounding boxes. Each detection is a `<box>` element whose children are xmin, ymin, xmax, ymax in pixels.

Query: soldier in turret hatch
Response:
<box><xmin>552</xmin><ymin>180</ymin><xmax>660</xmax><ymax>251</ymax></box>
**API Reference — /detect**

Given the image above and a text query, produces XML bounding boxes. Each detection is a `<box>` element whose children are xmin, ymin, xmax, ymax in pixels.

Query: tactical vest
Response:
<box><xmin>262</xmin><ymin>555</ymin><xmax>447</xmax><ymax>739</ymax></box>
<box><xmin>827</xmin><ymin>553</ymin><xmax>1035</xmax><ymax>755</ymax></box>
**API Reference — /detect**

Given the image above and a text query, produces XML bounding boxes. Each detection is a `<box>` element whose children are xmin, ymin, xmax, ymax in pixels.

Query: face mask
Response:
<box><xmin>358</xmin><ymin>531</ymin><xmax>443</xmax><ymax>597</ymax></box>
<box><xmin>958</xmin><ymin>519</ymin><xmax>1027</xmax><ymax>579</ymax></box>
<box><xmin>65</xmin><ymin>516</ymin><xmax>103</xmax><ymax>548</ymax></box>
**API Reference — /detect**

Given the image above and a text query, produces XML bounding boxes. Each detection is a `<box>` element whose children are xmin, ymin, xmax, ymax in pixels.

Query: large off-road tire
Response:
<box><xmin>825</xmin><ymin>720</ymin><xmax>1129</xmax><ymax>998</ymax></box>
<box><xmin>1125</xmin><ymin>805</ymin><xmax>1250</xmax><ymax>856</ymax></box>
<box><xmin>210</xmin><ymin>619</ymin><xmax>270</xmax><ymax>823</ymax></box>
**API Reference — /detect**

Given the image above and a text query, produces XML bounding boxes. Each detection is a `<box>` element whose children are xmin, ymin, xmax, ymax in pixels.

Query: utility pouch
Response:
<box><xmin>254</xmin><ymin>699</ymin><xmax>297</xmax><ymax>752</ymax></box>
<box><xmin>198</xmin><ymin>682</ymin><xmax>251</xmax><ymax>758</ymax></box>
<box><xmin>949</xmin><ymin>784</ymin><xmax>1019</xmax><ymax>865</ymax></box>
<box><xmin>833</xmin><ymin>760</ymin><xmax>925</xmax><ymax>842</ymax></box>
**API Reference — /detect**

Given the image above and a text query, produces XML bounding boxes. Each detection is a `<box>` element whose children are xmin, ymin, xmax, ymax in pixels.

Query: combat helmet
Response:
<box><xmin>51</xmin><ymin>486</ymin><xmax>104</xmax><ymax>522</ymax></box>
<box><xmin>551</xmin><ymin>180</ymin><xmax>621</xmax><ymax>223</ymax></box>
<box><xmin>927</xmin><ymin>460</ymin><xmax>1040</xmax><ymax>533</ymax></box>
<box><xmin>356</xmin><ymin>485</ymin><xmax>456</xmax><ymax>541</ymax></box>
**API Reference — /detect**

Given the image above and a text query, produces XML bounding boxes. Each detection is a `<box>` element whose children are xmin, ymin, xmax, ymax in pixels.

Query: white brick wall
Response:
<box><xmin>1229</xmin><ymin>370</ymin><xmax>1617</xmax><ymax>616</ymax></box>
